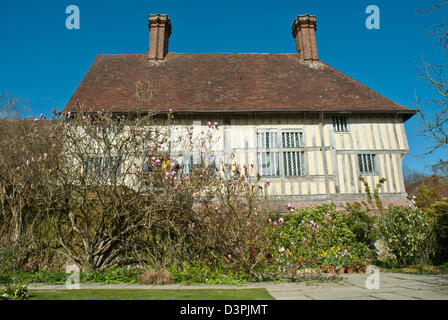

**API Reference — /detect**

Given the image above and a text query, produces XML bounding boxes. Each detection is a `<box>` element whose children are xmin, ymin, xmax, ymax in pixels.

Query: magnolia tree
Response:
<box><xmin>0</xmin><ymin>82</ymin><xmax>273</xmax><ymax>272</ymax></box>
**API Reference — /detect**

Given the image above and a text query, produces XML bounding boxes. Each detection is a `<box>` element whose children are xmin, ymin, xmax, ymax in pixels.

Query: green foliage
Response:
<box><xmin>267</xmin><ymin>203</ymin><xmax>372</xmax><ymax>270</ymax></box>
<box><xmin>427</xmin><ymin>198</ymin><xmax>448</xmax><ymax>263</ymax></box>
<box><xmin>170</xmin><ymin>262</ymin><xmax>251</xmax><ymax>285</ymax></box>
<box><xmin>343</xmin><ymin>202</ymin><xmax>377</xmax><ymax>245</ymax></box>
<box><xmin>0</xmin><ymin>270</ymin><xmax>67</xmax><ymax>285</ymax></box>
<box><xmin>0</xmin><ymin>267</ymin><xmax>140</xmax><ymax>285</ymax></box>
<box><xmin>80</xmin><ymin>267</ymin><xmax>140</xmax><ymax>284</ymax></box>
<box><xmin>414</xmin><ymin>184</ymin><xmax>442</xmax><ymax>209</ymax></box>
<box><xmin>359</xmin><ymin>175</ymin><xmax>386</xmax><ymax>210</ymax></box>
<box><xmin>1</xmin><ymin>282</ymin><xmax>28</xmax><ymax>300</ymax></box>
<box><xmin>378</xmin><ymin>206</ymin><xmax>436</xmax><ymax>267</ymax></box>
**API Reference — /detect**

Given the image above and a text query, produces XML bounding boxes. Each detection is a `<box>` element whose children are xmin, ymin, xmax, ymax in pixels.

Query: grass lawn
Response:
<box><xmin>29</xmin><ymin>288</ymin><xmax>274</xmax><ymax>300</ymax></box>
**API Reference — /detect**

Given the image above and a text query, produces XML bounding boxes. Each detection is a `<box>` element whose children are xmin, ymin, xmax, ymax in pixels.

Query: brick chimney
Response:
<box><xmin>292</xmin><ymin>14</ymin><xmax>318</xmax><ymax>61</ymax></box>
<box><xmin>148</xmin><ymin>14</ymin><xmax>171</xmax><ymax>60</ymax></box>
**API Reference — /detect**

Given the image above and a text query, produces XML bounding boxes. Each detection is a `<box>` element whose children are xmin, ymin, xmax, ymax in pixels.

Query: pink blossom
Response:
<box><xmin>264</xmin><ymin>179</ymin><xmax>271</xmax><ymax>187</ymax></box>
<box><xmin>228</xmin><ymin>254</ymin><xmax>231</xmax><ymax>259</ymax></box>
<box><xmin>155</xmin><ymin>159</ymin><xmax>161</xmax><ymax>165</ymax></box>
<box><xmin>302</xmin><ymin>237</ymin><xmax>307</xmax><ymax>243</ymax></box>
<box><xmin>278</xmin><ymin>217</ymin><xmax>284</xmax><ymax>224</ymax></box>
<box><xmin>169</xmin><ymin>108</ymin><xmax>173</xmax><ymax>113</ymax></box>
<box><xmin>268</xmin><ymin>218</ymin><xmax>272</xmax><ymax>223</ymax></box>
<box><xmin>214</xmin><ymin>122</ymin><xmax>218</xmax><ymax>128</ymax></box>
<box><xmin>234</xmin><ymin>192</ymin><xmax>238</xmax><ymax>197</ymax></box>
<box><xmin>207</xmin><ymin>121</ymin><xmax>212</xmax><ymax>127</ymax></box>
<box><xmin>301</xmin><ymin>220</ymin><xmax>305</xmax><ymax>225</ymax></box>
<box><xmin>279</xmin><ymin>247</ymin><xmax>285</xmax><ymax>253</ymax></box>
<box><xmin>273</xmin><ymin>222</ymin><xmax>278</xmax><ymax>227</ymax></box>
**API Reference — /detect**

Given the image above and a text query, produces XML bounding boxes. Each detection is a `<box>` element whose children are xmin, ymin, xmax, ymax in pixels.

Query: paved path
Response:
<box><xmin>27</xmin><ymin>272</ymin><xmax>448</xmax><ymax>300</ymax></box>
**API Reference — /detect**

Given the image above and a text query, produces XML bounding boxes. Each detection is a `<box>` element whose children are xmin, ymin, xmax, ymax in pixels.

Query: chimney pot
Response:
<box><xmin>292</xmin><ymin>14</ymin><xmax>318</xmax><ymax>61</ymax></box>
<box><xmin>148</xmin><ymin>13</ymin><xmax>171</xmax><ymax>60</ymax></box>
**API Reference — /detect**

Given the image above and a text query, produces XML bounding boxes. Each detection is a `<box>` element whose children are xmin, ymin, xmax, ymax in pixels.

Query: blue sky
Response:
<box><xmin>0</xmin><ymin>0</ymin><xmax>446</xmax><ymax>173</ymax></box>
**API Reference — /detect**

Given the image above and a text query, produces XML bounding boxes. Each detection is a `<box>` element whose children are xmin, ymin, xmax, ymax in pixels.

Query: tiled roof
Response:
<box><xmin>65</xmin><ymin>53</ymin><xmax>415</xmax><ymax>118</ymax></box>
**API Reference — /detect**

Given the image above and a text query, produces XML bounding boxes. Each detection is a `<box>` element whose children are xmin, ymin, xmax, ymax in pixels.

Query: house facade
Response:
<box><xmin>65</xmin><ymin>13</ymin><xmax>415</xmax><ymax>207</ymax></box>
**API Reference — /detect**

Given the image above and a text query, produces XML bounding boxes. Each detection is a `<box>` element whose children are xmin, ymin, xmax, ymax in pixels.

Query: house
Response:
<box><xmin>64</xmin><ymin>13</ymin><xmax>415</xmax><ymax>208</ymax></box>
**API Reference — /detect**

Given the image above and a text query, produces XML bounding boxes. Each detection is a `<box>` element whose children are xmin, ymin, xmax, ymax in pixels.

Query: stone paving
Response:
<box><xmin>27</xmin><ymin>272</ymin><xmax>448</xmax><ymax>300</ymax></box>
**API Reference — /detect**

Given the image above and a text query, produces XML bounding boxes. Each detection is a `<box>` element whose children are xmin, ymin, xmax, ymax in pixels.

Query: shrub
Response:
<box><xmin>378</xmin><ymin>206</ymin><xmax>436</xmax><ymax>267</ymax></box>
<box><xmin>427</xmin><ymin>198</ymin><xmax>448</xmax><ymax>263</ymax></box>
<box><xmin>343</xmin><ymin>202</ymin><xmax>377</xmax><ymax>246</ymax></box>
<box><xmin>1</xmin><ymin>282</ymin><xmax>28</xmax><ymax>300</ymax></box>
<box><xmin>80</xmin><ymin>267</ymin><xmax>140</xmax><ymax>284</ymax></box>
<box><xmin>414</xmin><ymin>184</ymin><xmax>442</xmax><ymax>209</ymax></box>
<box><xmin>170</xmin><ymin>262</ymin><xmax>251</xmax><ymax>285</ymax></box>
<box><xmin>266</xmin><ymin>203</ymin><xmax>372</xmax><ymax>271</ymax></box>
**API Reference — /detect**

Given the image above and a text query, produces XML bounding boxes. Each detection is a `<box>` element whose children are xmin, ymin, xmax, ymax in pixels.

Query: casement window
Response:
<box><xmin>282</xmin><ymin>131</ymin><xmax>305</xmax><ymax>176</ymax></box>
<box><xmin>257</xmin><ymin>130</ymin><xmax>305</xmax><ymax>177</ymax></box>
<box><xmin>332</xmin><ymin>116</ymin><xmax>348</xmax><ymax>132</ymax></box>
<box><xmin>358</xmin><ymin>154</ymin><xmax>376</xmax><ymax>174</ymax></box>
<box><xmin>257</xmin><ymin>131</ymin><xmax>280</xmax><ymax>177</ymax></box>
<box><xmin>86</xmin><ymin>155</ymin><xmax>123</xmax><ymax>178</ymax></box>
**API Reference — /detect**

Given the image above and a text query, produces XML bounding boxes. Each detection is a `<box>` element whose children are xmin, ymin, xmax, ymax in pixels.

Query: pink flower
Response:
<box><xmin>215</xmin><ymin>207</ymin><xmax>219</xmax><ymax>212</ymax></box>
<box><xmin>302</xmin><ymin>237</ymin><xmax>307</xmax><ymax>243</ymax></box>
<box><xmin>279</xmin><ymin>247</ymin><xmax>285</xmax><ymax>253</ymax></box>
<box><xmin>278</xmin><ymin>217</ymin><xmax>284</xmax><ymax>224</ymax></box>
<box><xmin>169</xmin><ymin>108</ymin><xmax>173</xmax><ymax>113</ymax></box>
<box><xmin>207</xmin><ymin>121</ymin><xmax>212</xmax><ymax>127</ymax></box>
<box><xmin>155</xmin><ymin>159</ymin><xmax>161</xmax><ymax>165</ymax></box>
<box><xmin>273</xmin><ymin>222</ymin><xmax>278</xmax><ymax>227</ymax></box>
<box><xmin>264</xmin><ymin>179</ymin><xmax>271</xmax><ymax>187</ymax></box>
<box><xmin>228</xmin><ymin>254</ymin><xmax>231</xmax><ymax>259</ymax></box>
<box><xmin>301</xmin><ymin>220</ymin><xmax>305</xmax><ymax>225</ymax></box>
<box><xmin>266</xmin><ymin>238</ymin><xmax>271</xmax><ymax>243</ymax></box>
<box><xmin>268</xmin><ymin>218</ymin><xmax>272</xmax><ymax>223</ymax></box>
